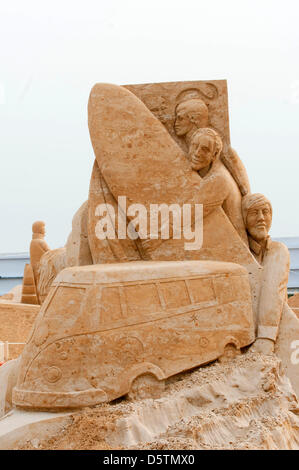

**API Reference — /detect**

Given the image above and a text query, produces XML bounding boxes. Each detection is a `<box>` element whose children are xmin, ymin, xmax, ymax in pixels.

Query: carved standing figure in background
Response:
<box><xmin>21</xmin><ymin>221</ymin><xmax>50</xmax><ymax>305</ymax></box>
<box><xmin>242</xmin><ymin>193</ymin><xmax>290</xmax><ymax>354</ymax></box>
<box><xmin>30</xmin><ymin>221</ymin><xmax>50</xmax><ymax>287</ymax></box>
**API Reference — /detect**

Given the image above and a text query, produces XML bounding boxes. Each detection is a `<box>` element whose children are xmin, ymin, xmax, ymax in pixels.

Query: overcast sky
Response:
<box><xmin>1</xmin><ymin>0</ymin><xmax>299</xmax><ymax>253</ymax></box>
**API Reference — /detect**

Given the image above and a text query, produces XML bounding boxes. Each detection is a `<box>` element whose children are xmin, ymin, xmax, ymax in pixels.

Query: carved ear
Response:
<box><xmin>213</xmin><ymin>148</ymin><xmax>219</xmax><ymax>160</ymax></box>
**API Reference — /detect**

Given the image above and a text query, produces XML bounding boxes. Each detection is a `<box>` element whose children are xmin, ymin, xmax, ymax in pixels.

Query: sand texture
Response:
<box><xmin>16</xmin><ymin>352</ymin><xmax>299</xmax><ymax>450</ymax></box>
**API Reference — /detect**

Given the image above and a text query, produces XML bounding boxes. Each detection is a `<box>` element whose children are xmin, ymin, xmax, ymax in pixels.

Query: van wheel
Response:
<box><xmin>127</xmin><ymin>373</ymin><xmax>165</xmax><ymax>401</ymax></box>
<box><xmin>218</xmin><ymin>343</ymin><xmax>240</xmax><ymax>363</ymax></box>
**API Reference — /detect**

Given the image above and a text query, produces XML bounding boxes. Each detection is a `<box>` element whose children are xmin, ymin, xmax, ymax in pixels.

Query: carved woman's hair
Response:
<box><xmin>175</xmin><ymin>99</ymin><xmax>209</xmax><ymax>128</ymax></box>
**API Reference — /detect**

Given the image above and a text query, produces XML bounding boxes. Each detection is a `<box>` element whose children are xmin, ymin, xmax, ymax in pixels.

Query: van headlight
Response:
<box><xmin>45</xmin><ymin>366</ymin><xmax>62</xmax><ymax>383</ymax></box>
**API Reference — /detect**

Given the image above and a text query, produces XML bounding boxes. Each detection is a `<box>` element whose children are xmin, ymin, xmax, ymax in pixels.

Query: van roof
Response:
<box><xmin>53</xmin><ymin>260</ymin><xmax>247</xmax><ymax>285</ymax></box>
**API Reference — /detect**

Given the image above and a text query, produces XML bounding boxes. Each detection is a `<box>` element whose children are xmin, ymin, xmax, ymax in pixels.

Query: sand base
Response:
<box><xmin>7</xmin><ymin>352</ymin><xmax>299</xmax><ymax>450</ymax></box>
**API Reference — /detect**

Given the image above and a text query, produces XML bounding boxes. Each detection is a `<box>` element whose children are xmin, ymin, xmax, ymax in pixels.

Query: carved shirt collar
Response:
<box><xmin>248</xmin><ymin>235</ymin><xmax>271</xmax><ymax>263</ymax></box>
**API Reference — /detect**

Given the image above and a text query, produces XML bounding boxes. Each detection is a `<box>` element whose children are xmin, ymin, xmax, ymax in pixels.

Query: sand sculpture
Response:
<box><xmin>21</xmin><ymin>221</ymin><xmax>50</xmax><ymax>305</ymax></box>
<box><xmin>30</xmin><ymin>222</ymin><xmax>50</xmax><ymax>284</ymax></box>
<box><xmin>0</xmin><ymin>80</ymin><xmax>297</xmax><ymax>422</ymax></box>
<box><xmin>13</xmin><ymin>260</ymin><xmax>255</xmax><ymax>408</ymax></box>
<box><xmin>88</xmin><ymin>80</ymin><xmax>252</xmax><ymax>264</ymax></box>
<box><xmin>37</xmin><ymin>247</ymin><xmax>66</xmax><ymax>304</ymax></box>
<box><xmin>188</xmin><ymin>128</ymin><xmax>247</xmax><ymax>244</ymax></box>
<box><xmin>239</xmin><ymin>193</ymin><xmax>299</xmax><ymax>395</ymax></box>
<box><xmin>36</xmin><ymin>202</ymin><xmax>94</xmax><ymax>304</ymax></box>
<box><xmin>87</xmin><ymin>83</ymin><xmax>261</xmax><ymax>319</ymax></box>
<box><xmin>242</xmin><ymin>193</ymin><xmax>290</xmax><ymax>354</ymax></box>
<box><xmin>173</xmin><ymin>95</ymin><xmax>251</xmax><ymax>197</ymax></box>
<box><xmin>13</xmin><ymin>353</ymin><xmax>298</xmax><ymax>450</ymax></box>
<box><xmin>0</xmin><ymin>221</ymin><xmax>48</xmax><ymax>364</ymax></box>
<box><xmin>20</xmin><ymin>264</ymin><xmax>38</xmax><ymax>305</ymax></box>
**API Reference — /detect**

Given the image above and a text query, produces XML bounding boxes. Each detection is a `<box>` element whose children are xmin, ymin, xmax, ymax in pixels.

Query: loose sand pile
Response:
<box><xmin>16</xmin><ymin>352</ymin><xmax>299</xmax><ymax>450</ymax></box>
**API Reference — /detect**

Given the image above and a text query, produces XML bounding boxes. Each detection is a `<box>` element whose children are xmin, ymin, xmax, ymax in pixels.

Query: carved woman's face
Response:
<box><xmin>246</xmin><ymin>203</ymin><xmax>272</xmax><ymax>241</ymax></box>
<box><xmin>174</xmin><ymin>106</ymin><xmax>192</xmax><ymax>136</ymax></box>
<box><xmin>189</xmin><ymin>135</ymin><xmax>215</xmax><ymax>171</ymax></box>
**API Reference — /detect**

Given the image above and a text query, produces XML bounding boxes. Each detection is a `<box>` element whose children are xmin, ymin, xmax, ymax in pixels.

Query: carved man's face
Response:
<box><xmin>246</xmin><ymin>203</ymin><xmax>272</xmax><ymax>242</ymax></box>
<box><xmin>174</xmin><ymin>105</ymin><xmax>192</xmax><ymax>136</ymax></box>
<box><xmin>38</xmin><ymin>223</ymin><xmax>45</xmax><ymax>235</ymax></box>
<box><xmin>189</xmin><ymin>134</ymin><xmax>215</xmax><ymax>171</ymax></box>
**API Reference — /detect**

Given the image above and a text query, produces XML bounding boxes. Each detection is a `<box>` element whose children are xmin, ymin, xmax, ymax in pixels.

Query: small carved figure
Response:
<box><xmin>189</xmin><ymin>128</ymin><xmax>248</xmax><ymax>244</ymax></box>
<box><xmin>30</xmin><ymin>221</ymin><xmax>50</xmax><ymax>290</ymax></box>
<box><xmin>242</xmin><ymin>193</ymin><xmax>290</xmax><ymax>354</ymax></box>
<box><xmin>13</xmin><ymin>260</ymin><xmax>255</xmax><ymax>409</ymax></box>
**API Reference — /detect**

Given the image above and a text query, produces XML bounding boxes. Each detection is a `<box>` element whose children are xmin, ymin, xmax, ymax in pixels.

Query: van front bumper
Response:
<box><xmin>12</xmin><ymin>386</ymin><xmax>108</xmax><ymax>409</ymax></box>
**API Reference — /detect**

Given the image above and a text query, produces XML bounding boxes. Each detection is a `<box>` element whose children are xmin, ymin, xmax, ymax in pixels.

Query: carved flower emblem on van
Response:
<box><xmin>45</xmin><ymin>366</ymin><xmax>62</xmax><ymax>383</ymax></box>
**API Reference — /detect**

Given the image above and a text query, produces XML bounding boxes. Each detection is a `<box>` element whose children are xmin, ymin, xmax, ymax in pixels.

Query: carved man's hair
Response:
<box><xmin>175</xmin><ymin>99</ymin><xmax>209</xmax><ymax>128</ymax></box>
<box><xmin>241</xmin><ymin>193</ymin><xmax>272</xmax><ymax>225</ymax></box>
<box><xmin>190</xmin><ymin>128</ymin><xmax>223</xmax><ymax>160</ymax></box>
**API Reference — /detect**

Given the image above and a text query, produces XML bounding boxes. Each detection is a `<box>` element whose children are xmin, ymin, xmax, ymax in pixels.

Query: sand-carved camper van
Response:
<box><xmin>13</xmin><ymin>260</ymin><xmax>255</xmax><ymax>409</ymax></box>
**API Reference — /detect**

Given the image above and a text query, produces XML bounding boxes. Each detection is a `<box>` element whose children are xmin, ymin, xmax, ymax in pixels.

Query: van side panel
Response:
<box><xmin>13</xmin><ymin>267</ymin><xmax>255</xmax><ymax>408</ymax></box>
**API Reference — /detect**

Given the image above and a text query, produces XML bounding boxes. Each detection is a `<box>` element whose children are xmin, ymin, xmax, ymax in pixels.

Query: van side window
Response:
<box><xmin>159</xmin><ymin>280</ymin><xmax>189</xmax><ymax>309</ymax></box>
<box><xmin>213</xmin><ymin>276</ymin><xmax>237</xmax><ymax>304</ymax></box>
<box><xmin>124</xmin><ymin>283</ymin><xmax>161</xmax><ymax>317</ymax></box>
<box><xmin>187</xmin><ymin>278</ymin><xmax>216</xmax><ymax>304</ymax></box>
<box><xmin>45</xmin><ymin>287</ymin><xmax>85</xmax><ymax>319</ymax></box>
<box><xmin>213</xmin><ymin>275</ymin><xmax>250</xmax><ymax>304</ymax></box>
<box><xmin>100</xmin><ymin>287</ymin><xmax>122</xmax><ymax>322</ymax></box>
